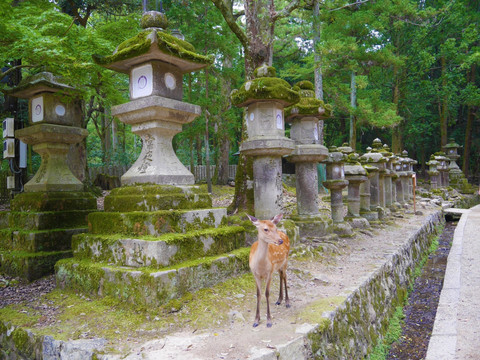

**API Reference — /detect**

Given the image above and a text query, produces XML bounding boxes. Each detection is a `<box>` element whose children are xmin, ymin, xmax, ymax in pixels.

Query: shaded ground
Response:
<box><xmin>387</xmin><ymin>222</ymin><xmax>456</xmax><ymax>360</ymax></box>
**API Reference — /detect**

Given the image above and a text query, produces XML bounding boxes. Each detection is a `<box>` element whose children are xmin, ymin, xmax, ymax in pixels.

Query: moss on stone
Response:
<box><xmin>93</xmin><ymin>29</ymin><xmax>213</xmax><ymax>70</ymax></box>
<box><xmin>231</xmin><ymin>66</ymin><xmax>300</xmax><ymax>107</ymax></box>
<box><xmin>285</xmin><ymin>81</ymin><xmax>333</xmax><ymax>119</ymax></box>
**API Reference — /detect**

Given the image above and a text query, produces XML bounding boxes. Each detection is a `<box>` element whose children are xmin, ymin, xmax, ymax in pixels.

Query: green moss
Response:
<box><xmin>285</xmin><ymin>81</ymin><xmax>333</xmax><ymax>119</ymax></box>
<box><xmin>368</xmin><ymin>306</ymin><xmax>405</xmax><ymax>360</ymax></box>
<box><xmin>93</xmin><ymin>29</ymin><xmax>213</xmax><ymax>69</ymax></box>
<box><xmin>297</xmin><ymin>296</ymin><xmax>345</xmax><ymax>325</ymax></box>
<box><xmin>231</xmin><ymin>74</ymin><xmax>299</xmax><ymax>107</ymax></box>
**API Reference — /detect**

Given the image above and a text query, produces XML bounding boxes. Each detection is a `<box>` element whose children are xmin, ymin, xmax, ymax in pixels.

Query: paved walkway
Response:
<box><xmin>426</xmin><ymin>204</ymin><xmax>480</xmax><ymax>360</ymax></box>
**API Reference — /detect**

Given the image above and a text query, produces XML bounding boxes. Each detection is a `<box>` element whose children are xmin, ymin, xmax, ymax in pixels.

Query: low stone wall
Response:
<box><xmin>306</xmin><ymin>211</ymin><xmax>444</xmax><ymax>359</ymax></box>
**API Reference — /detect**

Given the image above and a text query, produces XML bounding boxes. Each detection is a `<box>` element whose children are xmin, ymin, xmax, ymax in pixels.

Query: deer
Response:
<box><xmin>246</xmin><ymin>213</ymin><xmax>291</xmax><ymax>328</ymax></box>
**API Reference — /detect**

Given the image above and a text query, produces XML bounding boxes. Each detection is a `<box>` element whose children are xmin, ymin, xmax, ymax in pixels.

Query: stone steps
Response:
<box><xmin>72</xmin><ymin>225</ymin><xmax>245</xmax><ymax>268</ymax></box>
<box><xmin>0</xmin><ymin>249</ymin><xmax>73</xmax><ymax>281</ymax></box>
<box><xmin>0</xmin><ymin>228</ymin><xmax>87</xmax><ymax>252</ymax></box>
<box><xmin>7</xmin><ymin>210</ymin><xmax>92</xmax><ymax>231</ymax></box>
<box><xmin>88</xmin><ymin>208</ymin><xmax>227</xmax><ymax>236</ymax></box>
<box><xmin>55</xmin><ymin>247</ymin><xmax>250</xmax><ymax>307</ymax></box>
<box><xmin>104</xmin><ymin>185</ymin><xmax>213</xmax><ymax>212</ymax></box>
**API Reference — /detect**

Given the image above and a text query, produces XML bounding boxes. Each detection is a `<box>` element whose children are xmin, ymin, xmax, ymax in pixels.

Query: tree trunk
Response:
<box><xmin>462</xmin><ymin>63</ymin><xmax>476</xmax><ymax>178</ymax></box>
<box><xmin>392</xmin><ymin>61</ymin><xmax>403</xmax><ymax>153</ymax></box>
<box><xmin>349</xmin><ymin>71</ymin><xmax>357</xmax><ymax>150</ymax></box>
<box><xmin>313</xmin><ymin>0</ymin><xmax>325</xmax><ymax>144</ymax></box>
<box><xmin>440</xmin><ymin>55</ymin><xmax>448</xmax><ymax>148</ymax></box>
<box><xmin>216</xmin><ymin>54</ymin><xmax>233</xmax><ymax>185</ymax></box>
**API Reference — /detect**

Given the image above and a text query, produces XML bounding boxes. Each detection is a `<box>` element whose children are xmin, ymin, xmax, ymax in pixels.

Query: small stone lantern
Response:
<box><xmin>361</xmin><ymin>141</ymin><xmax>387</xmax><ymax>218</ymax></box>
<box><xmin>434</xmin><ymin>153</ymin><xmax>449</xmax><ymax>188</ymax></box>
<box><xmin>284</xmin><ymin>81</ymin><xmax>331</xmax><ymax>236</ymax></box>
<box><xmin>394</xmin><ymin>153</ymin><xmax>406</xmax><ymax>205</ymax></box>
<box><xmin>7</xmin><ymin>72</ymin><xmax>87</xmax><ymax>192</ymax></box>
<box><xmin>93</xmin><ymin>11</ymin><xmax>213</xmax><ymax>186</ymax></box>
<box><xmin>231</xmin><ymin>64</ymin><xmax>298</xmax><ymax>219</ymax></box>
<box><xmin>323</xmin><ymin>147</ymin><xmax>352</xmax><ymax>236</ymax></box>
<box><xmin>426</xmin><ymin>155</ymin><xmax>439</xmax><ymax>190</ymax></box>
<box><xmin>443</xmin><ymin>138</ymin><xmax>469</xmax><ymax>190</ymax></box>
<box><xmin>359</xmin><ymin>159</ymin><xmax>379</xmax><ymax>222</ymax></box>
<box><xmin>343</xmin><ymin>151</ymin><xmax>369</xmax><ymax>228</ymax></box>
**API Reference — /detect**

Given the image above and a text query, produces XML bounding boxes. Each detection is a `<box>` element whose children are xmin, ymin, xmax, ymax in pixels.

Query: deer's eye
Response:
<box><xmin>264</xmin><ymin>228</ymin><xmax>268</xmax><ymax>232</ymax></box>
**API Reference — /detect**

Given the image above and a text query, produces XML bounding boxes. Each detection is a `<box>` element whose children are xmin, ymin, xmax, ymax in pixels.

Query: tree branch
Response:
<box><xmin>0</xmin><ymin>65</ymin><xmax>34</xmax><ymax>82</ymax></box>
<box><xmin>273</xmin><ymin>0</ymin><xmax>302</xmax><ymax>21</ymax></box>
<box><xmin>211</xmin><ymin>0</ymin><xmax>248</xmax><ymax>48</ymax></box>
<box><xmin>328</xmin><ymin>0</ymin><xmax>369</xmax><ymax>12</ymax></box>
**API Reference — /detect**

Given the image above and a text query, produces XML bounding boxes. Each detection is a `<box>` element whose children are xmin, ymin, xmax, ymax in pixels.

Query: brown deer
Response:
<box><xmin>246</xmin><ymin>213</ymin><xmax>291</xmax><ymax>327</ymax></box>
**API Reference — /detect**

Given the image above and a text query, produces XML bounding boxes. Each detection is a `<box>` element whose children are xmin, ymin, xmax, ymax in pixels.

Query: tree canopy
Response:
<box><xmin>1</xmin><ymin>0</ymin><xmax>479</xmax><ymax>187</ymax></box>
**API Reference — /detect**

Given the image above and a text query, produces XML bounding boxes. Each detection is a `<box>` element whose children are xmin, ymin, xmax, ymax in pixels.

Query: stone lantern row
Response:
<box><xmin>426</xmin><ymin>138</ymin><xmax>474</xmax><ymax>194</ymax></box>
<box><xmin>321</xmin><ymin>141</ymin><xmax>416</xmax><ymax>235</ymax></box>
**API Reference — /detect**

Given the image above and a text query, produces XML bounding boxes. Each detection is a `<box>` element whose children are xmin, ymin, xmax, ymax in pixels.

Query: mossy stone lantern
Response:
<box><xmin>443</xmin><ymin>139</ymin><xmax>464</xmax><ymax>183</ymax></box>
<box><xmin>343</xmin><ymin>151</ymin><xmax>369</xmax><ymax>228</ymax></box>
<box><xmin>93</xmin><ymin>11</ymin><xmax>213</xmax><ymax>186</ymax></box>
<box><xmin>434</xmin><ymin>153</ymin><xmax>449</xmax><ymax>188</ymax></box>
<box><xmin>360</xmin><ymin>141</ymin><xmax>386</xmax><ymax>214</ymax></box>
<box><xmin>359</xmin><ymin>157</ymin><xmax>379</xmax><ymax>222</ymax></box>
<box><xmin>401</xmin><ymin>150</ymin><xmax>415</xmax><ymax>200</ymax></box>
<box><xmin>6</xmin><ymin>72</ymin><xmax>87</xmax><ymax>192</ymax></box>
<box><xmin>426</xmin><ymin>155</ymin><xmax>439</xmax><ymax>190</ymax></box>
<box><xmin>323</xmin><ymin>148</ymin><xmax>348</xmax><ymax>223</ymax></box>
<box><xmin>284</xmin><ymin>81</ymin><xmax>330</xmax><ymax>220</ymax></box>
<box><xmin>231</xmin><ymin>64</ymin><xmax>298</xmax><ymax>219</ymax></box>
<box><xmin>1</xmin><ymin>72</ymin><xmax>95</xmax><ymax>281</ymax></box>
<box><xmin>380</xmin><ymin>144</ymin><xmax>395</xmax><ymax>208</ymax></box>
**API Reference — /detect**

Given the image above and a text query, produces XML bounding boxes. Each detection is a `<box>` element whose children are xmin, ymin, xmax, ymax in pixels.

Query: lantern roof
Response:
<box><xmin>92</xmin><ymin>11</ymin><xmax>213</xmax><ymax>74</ymax></box>
<box><xmin>4</xmin><ymin>72</ymin><xmax>77</xmax><ymax>99</ymax></box>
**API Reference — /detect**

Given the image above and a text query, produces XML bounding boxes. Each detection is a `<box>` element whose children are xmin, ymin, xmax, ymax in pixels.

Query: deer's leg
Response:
<box><xmin>276</xmin><ymin>269</ymin><xmax>284</xmax><ymax>306</ymax></box>
<box><xmin>283</xmin><ymin>267</ymin><xmax>290</xmax><ymax>308</ymax></box>
<box><xmin>265</xmin><ymin>274</ymin><xmax>273</xmax><ymax>327</ymax></box>
<box><xmin>253</xmin><ymin>276</ymin><xmax>262</xmax><ymax>327</ymax></box>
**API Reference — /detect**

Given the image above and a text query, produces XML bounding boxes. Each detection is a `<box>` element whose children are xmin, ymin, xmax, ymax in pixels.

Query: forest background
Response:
<box><xmin>1</xmin><ymin>0</ymin><xmax>479</xmax><ymax>202</ymax></box>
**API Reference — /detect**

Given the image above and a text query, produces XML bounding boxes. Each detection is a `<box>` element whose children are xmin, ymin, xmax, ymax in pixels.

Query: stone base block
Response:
<box><xmin>72</xmin><ymin>226</ymin><xmax>245</xmax><ymax>268</ymax></box>
<box><xmin>11</xmin><ymin>191</ymin><xmax>96</xmax><ymax>212</ymax></box>
<box><xmin>88</xmin><ymin>208</ymin><xmax>226</xmax><ymax>236</ymax></box>
<box><xmin>55</xmin><ymin>247</ymin><xmax>250</xmax><ymax>307</ymax></box>
<box><xmin>104</xmin><ymin>185</ymin><xmax>212</xmax><ymax>212</ymax></box>
<box><xmin>291</xmin><ymin>215</ymin><xmax>334</xmax><ymax>240</ymax></box>
<box><xmin>376</xmin><ymin>207</ymin><xmax>391</xmax><ymax>220</ymax></box>
<box><xmin>1</xmin><ymin>228</ymin><xmax>87</xmax><ymax>252</ymax></box>
<box><xmin>8</xmin><ymin>210</ymin><xmax>92</xmax><ymax>231</ymax></box>
<box><xmin>333</xmin><ymin>222</ymin><xmax>354</xmax><ymax>237</ymax></box>
<box><xmin>346</xmin><ymin>216</ymin><xmax>370</xmax><ymax>229</ymax></box>
<box><xmin>0</xmin><ymin>250</ymin><xmax>72</xmax><ymax>282</ymax></box>
<box><xmin>360</xmin><ymin>210</ymin><xmax>378</xmax><ymax>222</ymax></box>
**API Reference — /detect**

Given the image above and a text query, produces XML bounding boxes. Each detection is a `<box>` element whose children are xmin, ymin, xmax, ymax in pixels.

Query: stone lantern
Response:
<box><xmin>323</xmin><ymin>147</ymin><xmax>352</xmax><ymax>236</ymax></box>
<box><xmin>426</xmin><ymin>155</ymin><xmax>439</xmax><ymax>190</ymax></box>
<box><xmin>93</xmin><ymin>11</ymin><xmax>212</xmax><ymax>186</ymax></box>
<box><xmin>434</xmin><ymin>153</ymin><xmax>449</xmax><ymax>188</ymax></box>
<box><xmin>394</xmin><ymin>153</ymin><xmax>406</xmax><ymax>206</ymax></box>
<box><xmin>380</xmin><ymin>143</ymin><xmax>395</xmax><ymax>209</ymax></box>
<box><xmin>1</xmin><ymin>72</ymin><xmax>96</xmax><ymax>281</ymax></box>
<box><xmin>443</xmin><ymin>139</ymin><xmax>472</xmax><ymax>193</ymax></box>
<box><xmin>7</xmin><ymin>72</ymin><xmax>87</xmax><ymax>192</ymax></box>
<box><xmin>343</xmin><ymin>151</ymin><xmax>369</xmax><ymax>228</ymax></box>
<box><xmin>231</xmin><ymin>64</ymin><xmax>298</xmax><ymax>219</ymax></box>
<box><xmin>401</xmin><ymin>150</ymin><xmax>416</xmax><ymax>201</ymax></box>
<box><xmin>359</xmin><ymin>158</ymin><xmax>379</xmax><ymax>222</ymax></box>
<box><xmin>361</xmin><ymin>140</ymin><xmax>387</xmax><ymax>218</ymax></box>
<box><xmin>284</xmin><ymin>81</ymin><xmax>331</xmax><ymax>237</ymax></box>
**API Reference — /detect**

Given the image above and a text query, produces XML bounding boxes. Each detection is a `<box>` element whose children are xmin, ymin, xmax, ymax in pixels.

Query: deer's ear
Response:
<box><xmin>271</xmin><ymin>214</ymin><xmax>283</xmax><ymax>225</ymax></box>
<box><xmin>246</xmin><ymin>214</ymin><xmax>259</xmax><ymax>226</ymax></box>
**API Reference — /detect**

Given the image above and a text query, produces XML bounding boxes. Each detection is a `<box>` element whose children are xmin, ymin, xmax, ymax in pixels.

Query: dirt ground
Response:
<box><xmin>0</xmin><ymin>189</ymin><xmax>442</xmax><ymax>359</ymax></box>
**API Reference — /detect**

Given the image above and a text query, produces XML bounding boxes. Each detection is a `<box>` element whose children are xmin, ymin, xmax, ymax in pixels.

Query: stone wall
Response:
<box><xmin>306</xmin><ymin>211</ymin><xmax>444</xmax><ymax>359</ymax></box>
